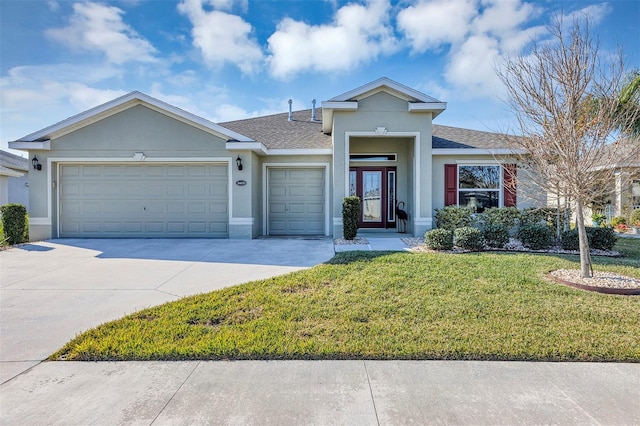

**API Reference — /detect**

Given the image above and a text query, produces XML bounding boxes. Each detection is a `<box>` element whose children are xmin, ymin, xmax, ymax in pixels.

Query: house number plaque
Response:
<box><xmin>235</xmin><ymin>180</ymin><xmax>247</xmax><ymax>186</ymax></box>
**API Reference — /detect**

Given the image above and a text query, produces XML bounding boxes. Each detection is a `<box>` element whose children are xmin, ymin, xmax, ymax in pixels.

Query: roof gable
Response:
<box><xmin>321</xmin><ymin>77</ymin><xmax>447</xmax><ymax>134</ymax></box>
<box><xmin>11</xmin><ymin>91</ymin><xmax>254</xmax><ymax>146</ymax></box>
<box><xmin>329</xmin><ymin>77</ymin><xmax>442</xmax><ymax>103</ymax></box>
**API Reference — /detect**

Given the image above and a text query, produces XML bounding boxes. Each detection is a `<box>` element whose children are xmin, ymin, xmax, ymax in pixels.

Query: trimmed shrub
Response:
<box><xmin>561</xmin><ymin>227</ymin><xmax>617</xmax><ymax>251</ymax></box>
<box><xmin>479</xmin><ymin>207</ymin><xmax>521</xmax><ymax>229</ymax></box>
<box><xmin>454</xmin><ymin>226</ymin><xmax>485</xmax><ymax>251</ymax></box>
<box><xmin>631</xmin><ymin>209</ymin><xmax>640</xmax><ymax>226</ymax></box>
<box><xmin>434</xmin><ymin>206</ymin><xmax>473</xmax><ymax>231</ymax></box>
<box><xmin>0</xmin><ymin>203</ymin><xmax>27</xmax><ymax>245</ymax></box>
<box><xmin>560</xmin><ymin>229</ymin><xmax>586</xmax><ymax>251</ymax></box>
<box><xmin>610</xmin><ymin>216</ymin><xmax>626</xmax><ymax>227</ymax></box>
<box><xmin>424</xmin><ymin>228</ymin><xmax>454</xmax><ymax>250</ymax></box>
<box><xmin>589</xmin><ymin>227</ymin><xmax>617</xmax><ymax>251</ymax></box>
<box><xmin>342</xmin><ymin>197</ymin><xmax>360</xmax><ymax>240</ymax></box>
<box><xmin>483</xmin><ymin>223</ymin><xmax>509</xmax><ymax>248</ymax></box>
<box><xmin>517</xmin><ymin>223</ymin><xmax>552</xmax><ymax>250</ymax></box>
<box><xmin>520</xmin><ymin>207</ymin><xmax>567</xmax><ymax>229</ymax></box>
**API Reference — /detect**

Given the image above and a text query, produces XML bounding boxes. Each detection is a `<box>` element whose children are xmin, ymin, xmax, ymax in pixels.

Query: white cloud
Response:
<box><xmin>46</xmin><ymin>2</ymin><xmax>157</xmax><ymax>64</ymax></box>
<box><xmin>0</xmin><ymin>63</ymin><xmax>128</xmax><ymax>144</ymax></box>
<box><xmin>564</xmin><ymin>3</ymin><xmax>611</xmax><ymax>26</ymax></box>
<box><xmin>47</xmin><ymin>1</ymin><xmax>59</xmax><ymax>12</ymax></box>
<box><xmin>177</xmin><ymin>0</ymin><xmax>263</xmax><ymax>74</ymax></box>
<box><xmin>445</xmin><ymin>34</ymin><xmax>501</xmax><ymax>98</ymax></box>
<box><xmin>398</xmin><ymin>0</ymin><xmax>546</xmax><ymax>98</ymax></box>
<box><xmin>267</xmin><ymin>0</ymin><xmax>397</xmax><ymax>79</ymax></box>
<box><xmin>397</xmin><ymin>0</ymin><xmax>477</xmax><ymax>52</ymax></box>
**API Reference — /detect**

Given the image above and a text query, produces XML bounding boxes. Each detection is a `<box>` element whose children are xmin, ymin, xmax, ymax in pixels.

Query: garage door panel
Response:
<box><xmin>210</xmin><ymin>202</ymin><xmax>227</xmax><ymax>214</ymax></box>
<box><xmin>288</xmin><ymin>203</ymin><xmax>305</xmax><ymax>214</ymax></box>
<box><xmin>268</xmin><ymin>167</ymin><xmax>325</xmax><ymax>236</ymax></box>
<box><xmin>59</xmin><ymin>164</ymin><xmax>228</xmax><ymax>238</ymax></box>
<box><xmin>188</xmin><ymin>184</ymin><xmax>207</xmax><ymax>197</ymax></box>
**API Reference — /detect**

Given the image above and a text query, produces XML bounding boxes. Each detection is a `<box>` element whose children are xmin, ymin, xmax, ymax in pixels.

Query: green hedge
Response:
<box><xmin>434</xmin><ymin>206</ymin><xmax>473</xmax><ymax>231</ymax></box>
<box><xmin>424</xmin><ymin>228</ymin><xmax>453</xmax><ymax>250</ymax></box>
<box><xmin>454</xmin><ymin>227</ymin><xmax>485</xmax><ymax>251</ymax></box>
<box><xmin>483</xmin><ymin>223</ymin><xmax>509</xmax><ymax>248</ymax></box>
<box><xmin>517</xmin><ymin>223</ymin><xmax>552</xmax><ymax>250</ymax></box>
<box><xmin>561</xmin><ymin>227</ymin><xmax>617</xmax><ymax>251</ymax></box>
<box><xmin>342</xmin><ymin>197</ymin><xmax>360</xmax><ymax>240</ymax></box>
<box><xmin>0</xmin><ymin>203</ymin><xmax>28</xmax><ymax>245</ymax></box>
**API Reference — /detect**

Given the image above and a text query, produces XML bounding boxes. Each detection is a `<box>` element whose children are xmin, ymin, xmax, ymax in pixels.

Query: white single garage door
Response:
<box><xmin>268</xmin><ymin>167</ymin><xmax>325</xmax><ymax>236</ymax></box>
<box><xmin>59</xmin><ymin>163</ymin><xmax>229</xmax><ymax>238</ymax></box>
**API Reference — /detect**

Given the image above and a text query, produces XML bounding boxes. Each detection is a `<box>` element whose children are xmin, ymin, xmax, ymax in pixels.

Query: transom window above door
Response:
<box><xmin>350</xmin><ymin>153</ymin><xmax>397</xmax><ymax>162</ymax></box>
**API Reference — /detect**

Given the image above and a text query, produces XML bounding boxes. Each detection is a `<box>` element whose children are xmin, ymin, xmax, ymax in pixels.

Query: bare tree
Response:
<box><xmin>497</xmin><ymin>16</ymin><xmax>640</xmax><ymax>278</ymax></box>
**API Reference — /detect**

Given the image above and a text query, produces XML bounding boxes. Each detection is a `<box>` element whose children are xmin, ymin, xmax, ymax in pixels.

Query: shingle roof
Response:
<box><xmin>432</xmin><ymin>125</ymin><xmax>508</xmax><ymax>149</ymax></box>
<box><xmin>219</xmin><ymin>111</ymin><xmax>509</xmax><ymax>151</ymax></box>
<box><xmin>0</xmin><ymin>150</ymin><xmax>29</xmax><ymax>172</ymax></box>
<box><xmin>220</xmin><ymin>109</ymin><xmax>331</xmax><ymax>150</ymax></box>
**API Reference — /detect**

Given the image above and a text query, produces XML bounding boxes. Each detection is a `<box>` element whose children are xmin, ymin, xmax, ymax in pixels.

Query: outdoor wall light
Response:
<box><xmin>236</xmin><ymin>155</ymin><xmax>243</xmax><ymax>171</ymax></box>
<box><xmin>32</xmin><ymin>156</ymin><xmax>42</xmax><ymax>171</ymax></box>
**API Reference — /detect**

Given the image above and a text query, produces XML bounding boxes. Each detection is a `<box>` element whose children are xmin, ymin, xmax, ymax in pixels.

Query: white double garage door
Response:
<box><xmin>58</xmin><ymin>163</ymin><xmax>326</xmax><ymax>238</ymax></box>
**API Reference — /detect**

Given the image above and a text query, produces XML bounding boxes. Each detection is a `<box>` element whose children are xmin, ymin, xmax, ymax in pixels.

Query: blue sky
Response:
<box><xmin>1</xmin><ymin>0</ymin><xmax>639</xmax><ymax>154</ymax></box>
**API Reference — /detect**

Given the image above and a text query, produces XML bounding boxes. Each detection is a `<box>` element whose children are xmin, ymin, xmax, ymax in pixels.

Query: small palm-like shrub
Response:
<box><xmin>483</xmin><ymin>223</ymin><xmax>509</xmax><ymax>248</ymax></box>
<box><xmin>518</xmin><ymin>224</ymin><xmax>552</xmax><ymax>250</ymax></box>
<box><xmin>424</xmin><ymin>228</ymin><xmax>453</xmax><ymax>250</ymax></box>
<box><xmin>454</xmin><ymin>226</ymin><xmax>484</xmax><ymax>251</ymax></box>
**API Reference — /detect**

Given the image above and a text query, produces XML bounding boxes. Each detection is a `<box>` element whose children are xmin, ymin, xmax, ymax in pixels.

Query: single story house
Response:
<box><xmin>0</xmin><ymin>150</ymin><xmax>29</xmax><ymax>209</ymax></box>
<box><xmin>9</xmin><ymin>77</ymin><xmax>540</xmax><ymax>241</ymax></box>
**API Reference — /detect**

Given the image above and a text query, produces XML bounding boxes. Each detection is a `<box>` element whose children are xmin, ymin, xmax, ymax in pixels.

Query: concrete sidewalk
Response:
<box><xmin>1</xmin><ymin>360</ymin><xmax>638</xmax><ymax>425</ymax></box>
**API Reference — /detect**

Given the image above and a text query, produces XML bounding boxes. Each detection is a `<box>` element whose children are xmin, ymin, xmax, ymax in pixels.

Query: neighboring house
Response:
<box><xmin>9</xmin><ymin>77</ymin><xmax>539</xmax><ymax>241</ymax></box>
<box><xmin>596</xmin><ymin>147</ymin><xmax>640</xmax><ymax>224</ymax></box>
<box><xmin>0</xmin><ymin>150</ymin><xmax>29</xmax><ymax>209</ymax></box>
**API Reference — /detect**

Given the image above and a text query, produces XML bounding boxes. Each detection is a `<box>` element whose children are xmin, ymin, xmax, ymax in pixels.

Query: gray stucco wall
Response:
<box><xmin>331</xmin><ymin>91</ymin><xmax>433</xmax><ymax>237</ymax></box>
<box><xmin>27</xmin><ymin>105</ymin><xmax>243</xmax><ymax>240</ymax></box>
<box><xmin>8</xmin><ymin>174</ymin><xmax>29</xmax><ymax>209</ymax></box>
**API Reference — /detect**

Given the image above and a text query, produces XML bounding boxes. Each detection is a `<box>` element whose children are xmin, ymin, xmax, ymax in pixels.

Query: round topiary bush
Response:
<box><xmin>454</xmin><ymin>226</ymin><xmax>485</xmax><ymax>251</ymax></box>
<box><xmin>424</xmin><ymin>228</ymin><xmax>453</xmax><ymax>250</ymax></box>
<box><xmin>517</xmin><ymin>223</ymin><xmax>552</xmax><ymax>250</ymax></box>
<box><xmin>482</xmin><ymin>223</ymin><xmax>509</xmax><ymax>248</ymax></box>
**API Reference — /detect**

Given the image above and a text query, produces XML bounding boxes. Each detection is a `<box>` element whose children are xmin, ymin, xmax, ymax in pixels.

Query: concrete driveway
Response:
<box><xmin>0</xmin><ymin>238</ymin><xmax>335</xmax><ymax>383</ymax></box>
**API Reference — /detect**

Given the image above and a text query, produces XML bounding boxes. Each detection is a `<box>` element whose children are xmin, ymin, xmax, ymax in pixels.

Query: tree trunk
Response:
<box><xmin>575</xmin><ymin>200</ymin><xmax>592</xmax><ymax>278</ymax></box>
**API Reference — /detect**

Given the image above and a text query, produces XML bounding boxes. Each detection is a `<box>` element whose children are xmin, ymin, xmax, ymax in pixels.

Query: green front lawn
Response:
<box><xmin>51</xmin><ymin>239</ymin><xmax>640</xmax><ymax>362</ymax></box>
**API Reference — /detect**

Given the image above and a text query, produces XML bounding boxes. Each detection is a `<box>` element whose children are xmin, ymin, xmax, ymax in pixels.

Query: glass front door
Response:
<box><xmin>350</xmin><ymin>167</ymin><xmax>396</xmax><ymax>229</ymax></box>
